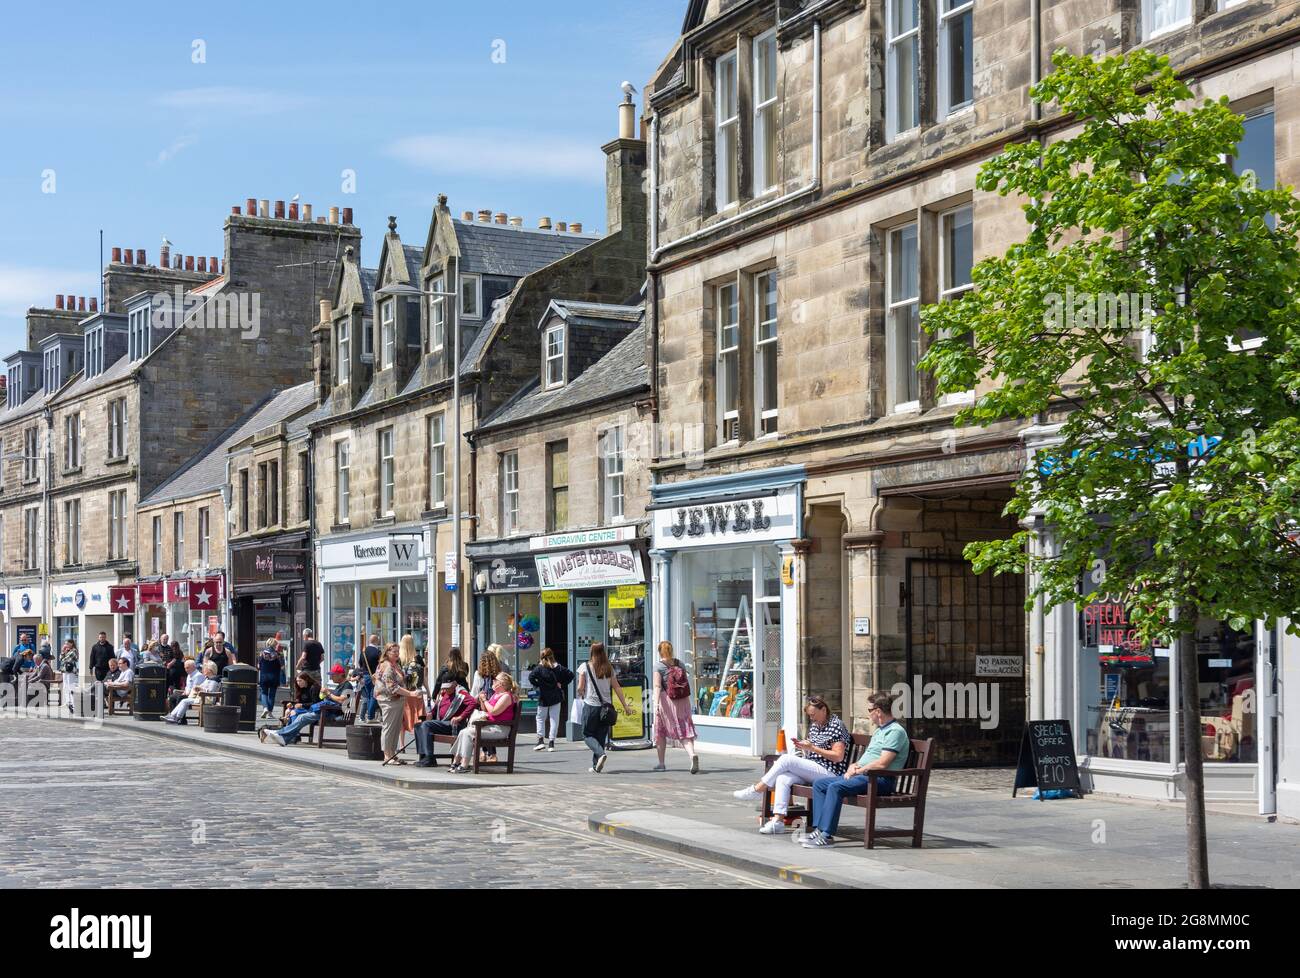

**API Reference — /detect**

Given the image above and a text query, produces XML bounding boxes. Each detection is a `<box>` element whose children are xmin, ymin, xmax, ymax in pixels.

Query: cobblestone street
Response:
<box><xmin>0</xmin><ymin>719</ymin><xmax>781</xmax><ymax>889</ymax></box>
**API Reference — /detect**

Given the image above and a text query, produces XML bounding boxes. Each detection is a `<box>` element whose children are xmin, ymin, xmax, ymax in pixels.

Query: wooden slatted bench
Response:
<box><xmin>761</xmin><ymin>735</ymin><xmax>935</xmax><ymax>848</ymax></box>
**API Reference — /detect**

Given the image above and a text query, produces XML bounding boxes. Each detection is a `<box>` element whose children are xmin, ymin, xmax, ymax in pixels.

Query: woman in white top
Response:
<box><xmin>575</xmin><ymin>643</ymin><xmax>633</xmax><ymax>773</ymax></box>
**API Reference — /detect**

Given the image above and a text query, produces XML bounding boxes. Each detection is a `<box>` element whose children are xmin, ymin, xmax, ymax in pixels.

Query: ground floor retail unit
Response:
<box><xmin>230</xmin><ymin>534</ymin><xmax>311</xmax><ymax>661</ymax></box>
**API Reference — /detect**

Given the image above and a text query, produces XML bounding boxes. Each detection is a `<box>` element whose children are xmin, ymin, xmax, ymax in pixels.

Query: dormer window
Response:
<box><xmin>430</xmin><ymin>275</ymin><xmax>446</xmax><ymax>351</ymax></box>
<box><xmin>6</xmin><ymin>366</ymin><xmax>19</xmax><ymax>408</ymax></box>
<box><xmin>380</xmin><ymin>299</ymin><xmax>396</xmax><ymax>370</ymax></box>
<box><xmin>460</xmin><ymin>273</ymin><xmax>481</xmax><ymax>320</ymax></box>
<box><xmin>44</xmin><ymin>348</ymin><xmax>59</xmax><ymax>393</ymax></box>
<box><xmin>544</xmin><ymin>324</ymin><xmax>565</xmax><ymax>389</ymax></box>
<box><xmin>84</xmin><ymin>326</ymin><xmax>104</xmax><ymax>379</ymax></box>
<box><xmin>128</xmin><ymin>305</ymin><xmax>150</xmax><ymax>361</ymax></box>
<box><xmin>336</xmin><ymin>319</ymin><xmax>351</xmax><ymax>385</ymax></box>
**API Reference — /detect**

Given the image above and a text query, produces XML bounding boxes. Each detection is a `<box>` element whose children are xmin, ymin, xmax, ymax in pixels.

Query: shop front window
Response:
<box><xmin>1191</xmin><ymin>618</ymin><xmax>1256</xmax><ymax>763</ymax></box>
<box><xmin>364</xmin><ymin>583</ymin><xmax>398</xmax><ymax>651</ymax></box>
<box><xmin>56</xmin><ymin>616</ymin><xmax>78</xmax><ymax>653</ymax></box>
<box><xmin>607</xmin><ymin>588</ymin><xmax>648</xmax><ymax>741</ymax></box>
<box><xmin>485</xmin><ymin>593</ymin><xmax>541</xmax><ymax>685</ymax></box>
<box><xmin>328</xmin><ymin>583</ymin><xmax>356</xmax><ymax>674</ymax></box>
<box><xmin>400</xmin><ymin>579</ymin><xmax>429</xmax><ymax>655</ymax></box>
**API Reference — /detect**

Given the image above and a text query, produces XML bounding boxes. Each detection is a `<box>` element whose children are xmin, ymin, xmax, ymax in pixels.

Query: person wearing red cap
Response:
<box><xmin>260</xmin><ymin>666</ymin><xmax>354</xmax><ymax>747</ymax></box>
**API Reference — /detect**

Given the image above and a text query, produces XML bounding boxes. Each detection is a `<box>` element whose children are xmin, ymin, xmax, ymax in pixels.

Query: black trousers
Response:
<box><xmin>414</xmin><ymin>719</ymin><xmax>458</xmax><ymax>758</ymax></box>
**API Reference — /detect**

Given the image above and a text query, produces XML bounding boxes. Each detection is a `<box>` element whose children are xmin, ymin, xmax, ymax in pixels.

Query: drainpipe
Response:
<box><xmin>223</xmin><ymin>456</ymin><xmax>233</xmax><ymax>644</ymax></box>
<box><xmin>649</xmin><ymin>16</ymin><xmax>823</xmax><ymax>265</ymax></box>
<box><xmin>1029</xmin><ymin>0</ymin><xmax>1045</xmax><ymax>721</ymax></box>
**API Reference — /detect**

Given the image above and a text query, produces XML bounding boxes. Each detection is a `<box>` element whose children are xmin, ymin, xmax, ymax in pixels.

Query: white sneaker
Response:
<box><xmin>533</xmin><ymin>741</ymin><xmax>547</xmax><ymax>751</ymax></box>
<box><xmin>759</xmin><ymin>817</ymin><xmax>787</xmax><ymax>835</ymax></box>
<box><xmin>732</xmin><ymin>786</ymin><xmax>763</xmax><ymax>802</ymax></box>
<box><xmin>266</xmin><ymin>730</ymin><xmax>286</xmax><ymax>747</ymax></box>
<box><xmin>594</xmin><ymin>754</ymin><xmax>608</xmax><ymax>773</ymax></box>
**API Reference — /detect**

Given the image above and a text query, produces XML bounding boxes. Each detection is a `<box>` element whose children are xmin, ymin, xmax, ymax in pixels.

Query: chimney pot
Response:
<box><xmin>246</xmin><ymin>198</ymin><xmax>256</xmax><ymax>216</ymax></box>
<box><xmin>316</xmin><ymin>217</ymin><xmax>327</xmax><ymax>224</ymax></box>
<box><xmin>211</xmin><ymin>256</ymin><xmax>219</xmax><ymax>273</ymax></box>
<box><xmin>509</xmin><ymin>216</ymin><xmax>523</xmax><ymax>228</ymax></box>
<box><xmin>288</xmin><ymin>201</ymin><xmax>299</xmax><ymax>220</ymax></box>
<box><xmin>136</xmin><ymin>248</ymin><xmax>146</xmax><ymax>265</ymax></box>
<box><xmin>123</xmin><ymin>249</ymin><xmax>134</xmax><ymax>265</ymax></box>
<box><xmin>111</xmin><ymin>247</ymin><xmax>122</xmax><ymax>263</ymax></box>
<box><xmin>55</xmin><ymin>295</ymin><xmax>65</xmax><ymax>310</ymax></box>
<box><xmin>619</xmin><ymin>100</ymin><xmax>636</xmax><ymax>140</ymax></box>
<box><xmin>258</xmin><ymin>199</ymin><xmax>269</xmax><ymax>218</ymax></box>
<box><xmin>570</xmin><ymin>222</ymin><xmax>583</xmax><ymax>233</ymax></box>
<box><xmin>174</xmin><ymin>254</ymin><xmax>182</xmax><ymax>269</ymax></box>
<box><xmin>319</xmin><ymin>299</ymin><xmax>333</xmax><ymax>324</ymax></box>
<box><xmin>494</xmin><ymin>212</ymin><xmax>508</xmax><ymax>225</ymax></box>
<box><xmin>462</xmin><ymin>211</ymin><xmax>474</xmax><ymax>222</ymax></box>
<box><xmin>231</xmin><ymin>205</ymin><xmax>240</xmax><ymax>215</ymax></box>
<box><xmin>538</xmin><ymin>217</ymin><xmax>552</xmax><ymax>230</ymax></box>
<box><xmin>90</xmin><ymin>298</ymin><xmax>98</xmax><ymax>312</ymax></box>
<box><xmin>197</xmin><ymin>257</ymin><xmax>208</xmax><ymax>273</ymax></box>
<box><xmin>185</xmin><ymin>256</ymin><xmax>195</xmax><ymax>271</ymax></box>
<box><xmin>66</xmin><ymin>294</ymin><xmax>76</xmax><ymax>309</ymax></box>
<box><xmin>302</xmin><ymin>204</ymin><xmax>313</xmax><ymax>222</ymax></box>
<box><xmin>160</xmin><ymin>244</ymin><xmax>170</xmax><ymax>267</ymax></box>
<box><xmin>328</xmin><ymin>206</ymin><xmax>339</xmax><ymax>224</ymax></box>
<box><xmin>342</xmin><ymin>207</ymin><xmax>353</xmax><ymax>225</ymax></box>
<box><xmin>556</xmin><ymin>221</ymin><xmax>568</xmax><ymax>233</ymax></box>
<box><xmin>274</xmin><ymin>200</ymin><xmax>285</xmax><ymax>219</ymax></box>
<box><xmin>477</xmin><ymin>209</ymin><xmax>491</xmax><ymax>223</ymax></box>
<box><xmin>78</xmin><ymin>297</ymin><xmax>86</xmax><ymax>312</ymax></box>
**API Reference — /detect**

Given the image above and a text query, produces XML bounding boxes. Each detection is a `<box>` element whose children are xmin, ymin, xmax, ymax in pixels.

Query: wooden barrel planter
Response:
<box><xmin>346</xmin><ymin>723</ymin><xmax>383</xmax><ymax>761</ymax></box>
<box><xmin>203</xmin><ymin>704</ymin><xmax>240</xmax><ymax>734</ymax></box>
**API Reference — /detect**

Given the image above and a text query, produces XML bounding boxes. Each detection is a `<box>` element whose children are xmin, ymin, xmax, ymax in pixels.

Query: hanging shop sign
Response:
<box><xmin>534</xmin><ymin>544</ymin><xmax>644</xmax><ymax>590</ymax></box>
<box><xmin>388</xmin><ymin>535</ymin><xmax>421</xmax><ymax>573</ymax></box>
<box><xmin>652</xmin><ymin>486</ymin><xmax>798</xmax><ymax>550</ymax></box>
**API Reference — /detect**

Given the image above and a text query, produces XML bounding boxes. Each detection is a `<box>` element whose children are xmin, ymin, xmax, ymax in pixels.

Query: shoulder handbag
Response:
<box><xmin>583</xmin><ymin>664</ymin><xmax>618</xmax><ymax>732</ymax></box>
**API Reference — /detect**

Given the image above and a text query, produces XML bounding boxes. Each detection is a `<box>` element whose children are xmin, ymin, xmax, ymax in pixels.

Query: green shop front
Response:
<box><xmin>469</xmin><ymin>525</ymin><xmax>651</xmax><ymax>745</ymax></box>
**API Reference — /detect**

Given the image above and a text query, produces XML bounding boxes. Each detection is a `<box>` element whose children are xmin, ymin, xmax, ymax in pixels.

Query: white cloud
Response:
<box><xmin>386</xmin><ymin>131</ymin><xmax>602</xmax><ymax>181</ymax></box>
<box><xmin>154</xmin><ymin>86</ymin><xmax>312</xmax><ymax>115</ymax></box>
<box><xmin>0</xmin><ymin>264</ymin><xmax>99</xmax><ymax>319</ymax></box>
<box><xmin>155</xmin><ymin>133</ymin><xmax>200</xmax><ymax>166</ymax></box>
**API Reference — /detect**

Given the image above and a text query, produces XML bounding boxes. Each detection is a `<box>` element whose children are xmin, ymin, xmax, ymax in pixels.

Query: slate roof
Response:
<box><xmin>359</xmin><ymin>267</ymin><xmax>379</xmax><ymax>313</ymax></box>
<box><xmin>140</xmin><ymin>382</ymin><xmax>317</xmax><ymax>505</ymax></box>
<box><xmin>402</xmin><ymin>245</ymin><xmax>423</xmax><ymax>283</ymax></box>
<box><xmin>476</xmin><ymin>318</ymin><xmax>647</xmax><ymax>432</ymax></box>
<box><xmin>453</xmin><ymin>220</ymin><xmax>598</xmax><ymax>278</ymax></box>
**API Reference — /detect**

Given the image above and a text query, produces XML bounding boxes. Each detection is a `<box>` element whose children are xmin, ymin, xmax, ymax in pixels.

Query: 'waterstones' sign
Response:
<box><xmin>652</xmin><ymin>486</ymin><xmax>798</xmax><ymax>549</ymax></box>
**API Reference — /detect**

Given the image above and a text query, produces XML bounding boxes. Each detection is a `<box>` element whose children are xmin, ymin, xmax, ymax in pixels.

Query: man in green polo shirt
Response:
<box><xmin>801</xmin><ymin>690</ymin><xmax>910</xmax><ymax>848</ymax></box>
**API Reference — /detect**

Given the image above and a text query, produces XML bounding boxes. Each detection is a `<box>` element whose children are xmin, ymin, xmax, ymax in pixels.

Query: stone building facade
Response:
<box><xmin>644</xmin><ymin>0</ymin><xmax>1296</xmax><ymax>795</ymax></box>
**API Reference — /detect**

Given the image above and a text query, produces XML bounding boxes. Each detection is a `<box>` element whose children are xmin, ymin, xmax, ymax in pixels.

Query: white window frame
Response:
<box><xmin>428</xmin><ymin>413</ymin><xmax>446</xmax><ymax>509</ymax></box>
<box><xmin>460</xmin><ymin>273</ymin><xmax>481</xmax><ymax>320</ymax></box>
<box><xmin>938</xmin><ymin>204</ymin><xmax>976</xmax><ymax>405</ymax></box>
<box><xmin>754</xmin><ymin>271</ymin><xmax>779</xmax><ymax>436</ymax></box>
<box><xmin>753</xmin><ymin>29</ymin><xmax>779</xmax><ymax>195</ymax></box>
<box><xmin>501</xmin><ymin>451</ymin><xmax>519</xmax><ymax>535</ymax></box>
<box><xmin>379</xmin><ymin>427</ymin><xmax>395</xmax><ymax>517</ymax></box>
<box><xmin>128</xmin><ymin>306</ymin><xmax>150</xmax><ymax>361</ymax></box>
<box><xmin>601</xmin><ymin>425</ymin><xmax>625</xmax><ymax>523</ymax></box>
<box><xmin>64</xmin><ymin>499</ymin><xmax>81</xmax><ymax>566</ymax></box>
<box><xmin>715</xmin><ymin>51</ymin><xmax>740</xmax><ymax>209</ymax></box>
<box><xmin>108</xmin><ymin>398</ymin><xmax>129</xmax><ymax>460</ymax></box>
<box><xmin>109</xmin><ymin>491</ymin><xmax>127</xmax><ymax>560</ymax></box>
<box><xmin>337</xmin><ymin>319</ymin><xmax>351</xmax><ymax>385</ymax></box>
<box><xmin>199</xmin><ymin>507</ymin><xmax>211</xmax><ymax>566</ymax></box>
<box><xmin>887</xmin><ymin>222</ymin><xmax>922</xmax><ymax>413</ymax></box>
<box><xmin>886</xmin><ymin>0</ymin><xmax>921</xmax><ymax>140</ymax></box>
<box><xmin>1142</xmin><ymin>0</ymin><xmax>1193</xmax><ymax>41</ymax></box>
<box><xmin>336</xmin><ymin>440</ymin><xmax>351</xmax><ymax>524</ymax></box>
<box><xmin>24</xmin><ymin>427</ymin><xmax>39</xmax><ymax>482</ymax></box>
<box><xmin>1226</xmin><ymin>103</ymin><xmax>1274</xmax><ymax>352</ymax></box>
<box><xmin>173</xmin><ymin>511</ymin><xmax>184</xmax><ymax>569</ymax></box>
<box><xmin>430</xmin><ymin>275</ymin><xmax>446</xmax><ymax>352</ymax></box>
<box><xmin>152</xmin><ymin>515</ymin><xmax>163</xmax><ymax>575</ymax></box>
<box><xmin>937</xmin><ymin>0</ymin><xmax>975</xmax><ymax>120</ymax></box>
<box><xmin>63</xmin><ymin>414</ymin><xmax>81</xmax><ymax>470</ymax></box>
<box><xmin>717</xmin><ymin>282</ymin><xmax>741</xmax><ymax>441</ymax></box>
<box><xmin>380</xmin><ymin>299</ymin><xmax>396</xmax><ymax>370</ymax></box>
<box><xmin>23</xmin><ymin>506</ymin><xmax>39</xmax><ymax>571</ymax></box>
<box><xmin>544</xmin><ymin>324</ymin><xmax>566</xmax><ymax>389</ymax></box>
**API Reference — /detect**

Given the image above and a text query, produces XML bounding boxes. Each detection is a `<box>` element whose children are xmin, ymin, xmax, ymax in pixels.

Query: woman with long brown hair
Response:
<box><xmin>575</xmin><ymin>642</ymin><xmax>633</xmax><ymax>773</ymax></box>
<box><xmin>398</xmin><ymin>634</ymin><xmax>424</xmax><ymax>736</ymax></box>
<box><xmin>432</xmin><ymin>645</ymin><xmax>469</xmax><ymax>691</ymax></box>
<box><xmin>470</xmin><ymin>645</ymin><xmax>502</xmax><ymax>761</ymax></box>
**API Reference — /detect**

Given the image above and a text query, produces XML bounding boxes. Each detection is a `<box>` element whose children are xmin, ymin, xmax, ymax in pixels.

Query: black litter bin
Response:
<box><xmin>132</xmin><ymin>663</ymin><xmax>168</xmax><ymax>720</ymax></box>
<box><xmin>222</xmin><ymin>663</ymin><xmax>258</xmax><ymax>731</ymax></box>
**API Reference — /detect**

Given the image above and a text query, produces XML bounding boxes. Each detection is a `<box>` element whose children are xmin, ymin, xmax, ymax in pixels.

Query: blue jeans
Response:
<box><xmin>278</xmin><ymin>707</ymin><xmax>321</xmax><ymax>745</ymax></box>
<box><xmin>359</xmin><ymin>675</ymin><xmax>377</xmax><ymax>721</ymax></box>
<box><xmin>258</xmin><ymin>683</ymin><xmax>278</xmax><ymax>714</ymax></box>
<box><xmin>811</xmin><ymin>773</ymin><xmax>895</xmax><ymax>837</ymax></box>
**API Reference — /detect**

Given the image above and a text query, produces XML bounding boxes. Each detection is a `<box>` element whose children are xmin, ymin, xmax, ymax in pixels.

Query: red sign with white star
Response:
<box><xmin>188</xmin><ymin>578</ymin><xmax>219</xmax><ymax>611</ymax></box>
<box><xmin>109</xmin><ymin>586</ymin><xmax>136</xmax><ymax>614</ymax></box>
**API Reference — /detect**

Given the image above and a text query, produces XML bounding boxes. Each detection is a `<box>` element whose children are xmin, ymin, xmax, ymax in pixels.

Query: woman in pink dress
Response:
<box><xmin>652</xmin><ymin>641</ymin><xmax>701</xmax><ymax>774</ymax></box>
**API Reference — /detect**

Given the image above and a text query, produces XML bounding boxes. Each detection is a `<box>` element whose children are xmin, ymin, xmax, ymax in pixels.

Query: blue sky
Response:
<box><xmin>0</xmin><ymin>0</ymin><xmax>682</xmax><ymax>350</ymax></box>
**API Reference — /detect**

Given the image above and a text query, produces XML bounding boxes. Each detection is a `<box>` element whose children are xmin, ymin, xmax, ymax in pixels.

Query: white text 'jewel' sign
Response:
<box><xmin>535</xmin><ymin>545</ymin><xmax>644</xmax><ymax>590</ymax></box>
<box><xmin>652</xmin><ymin>486</ymin><xmax>798</xmax><ymax>549</ymax></box>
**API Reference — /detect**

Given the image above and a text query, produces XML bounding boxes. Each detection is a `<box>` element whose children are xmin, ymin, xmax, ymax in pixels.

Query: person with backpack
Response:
<box><xmin>528</xmin><ymin>648</ymin><xmax>573</xmax><ymax>752</ymax></box>
<box><xmin>652</xmin><ymin>641</ymin><xmax>701</xmax><ymax>773</ymax></box>
<box><xmin>576</xmin><ymin>643</ymin><xmax>634</xmax><ymax>774</ymax></box>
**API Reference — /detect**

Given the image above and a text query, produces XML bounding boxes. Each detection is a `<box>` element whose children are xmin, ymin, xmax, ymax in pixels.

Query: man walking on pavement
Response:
<box><xmin>297</xmin><ymin>628</ymin><xmax>324</xmax><ymax>686</ymax></box>
<box><xmin>357</xmin><ymin>633</ymin><xmax>381</xmax><ymax>722</ymax></box>
<box><xmin>89</xmin><ymin>632</ymin><xmax>114</xmax><ymax>683</ymax></box>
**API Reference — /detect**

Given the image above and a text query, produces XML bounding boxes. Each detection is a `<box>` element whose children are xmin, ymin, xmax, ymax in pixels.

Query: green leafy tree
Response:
<box><xmin>922</xmin><ymin>49</ymin><xmax>1300</xmax><ymax>889</ymax></box>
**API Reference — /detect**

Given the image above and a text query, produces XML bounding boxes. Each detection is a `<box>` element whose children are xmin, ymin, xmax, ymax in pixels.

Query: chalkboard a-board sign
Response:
<box><xmin>1013</xmin><ymin>719</ymin><xmax>1083</xmax><ymax>798</ymax></box>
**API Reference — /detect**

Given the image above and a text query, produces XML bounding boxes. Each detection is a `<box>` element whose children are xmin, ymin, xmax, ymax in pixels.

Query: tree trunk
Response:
<box><xmin>1178</xmin><ymin>605</ymin><xmax>1210</xmax><ymax>889</ymax></box>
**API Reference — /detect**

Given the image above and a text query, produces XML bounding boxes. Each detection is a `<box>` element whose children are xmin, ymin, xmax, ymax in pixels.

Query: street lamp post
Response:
<box><xmin>374</xmin><ymin>280</ymin><xmax>463</xmax><ymax>648</ymax></box>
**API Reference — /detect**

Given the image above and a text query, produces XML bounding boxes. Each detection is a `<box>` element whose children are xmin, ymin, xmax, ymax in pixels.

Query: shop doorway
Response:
<box><xmin>544</xmin><ymin>599</ymin><xmax>569</xmax><ymax>668</ymax></box>
<box><xmin>905</xmin><ymin>555</ymin><xmax>1026</xmax><ymax>766</ymax></box>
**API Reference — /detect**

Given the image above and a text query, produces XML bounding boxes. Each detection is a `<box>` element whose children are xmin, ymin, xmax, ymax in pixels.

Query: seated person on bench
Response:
<box><xmin>732</xmin><ymin>694</ymin><xmax>854</xmax><ymax>835</ymax></box>
<box><xmin>801</xmin><ymin>690</ymin><xmax>910</xmax><ymax>849</ymax></box>
<box><xmin>167</xmin><ymin>658</ymin><xmax>201</xmax><ymax>709</ymax></box>
<box><xmin>414</xmin><ymin>680</ymin><xmax>478</xmax><ymax>767</ymax></box>
<box><xmin>260</xmin><ymin>666</ymin><xmax>352</xmax><ymax>746</ymax></box>
<box><xmin>164</xmin><ymin>661</ymin><xmax>219</xmax><ymax>724</ymax></box>
<box><xmin>447</xmin><ymin>673</ymin><xmax>517</xmax><ymax>774</ymax></box>
<box><xmin>104</xmin><ymin>658</ymin><xmax>135</xmax><ymax>704</ymax></box>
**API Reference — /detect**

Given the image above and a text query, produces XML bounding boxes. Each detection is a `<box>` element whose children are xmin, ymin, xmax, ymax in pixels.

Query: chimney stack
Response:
<box><xmin>90</xmin><ymin>298</ymin><xmax>98</xmax><ymax>312</ymax></box>
<box><xmin>55</xmin><ymin>295</ymin><xmax>65</xmax><ymax>310</ymax></box>
<box><xmin>302</xmin><ymin>204</ymin><xmax>313</xmax><ymax>222</ymax></box>
<box><xmin>274</xmin><ymin>200</ymin><xmax>285</xmax><ymax>219</ymax></box>
<box><xmin>288</xmin><ymin>201</ymin><xmax>299</xmax><ymax>220</ymax></box>
<box><xmin>111</xmin><ymin>247</ymin><xmax>122</xmax><ymax>263</ymax></box>
<box><xmin>538</xmin><ymin>217</ymin><xmax>552</xmax><ymax>230</ymax></box>
<box><xmin>342</xmin><ymin>207</ymin><xmax>353</xmax><ymax>225</ymax></box>
<box><xmin>246</xmin><ymin>198</ymin><xmax>256</xmax><ymax>216</ymax></box>
<box><xmin>136</xmin><ymin>248</ymin><xmax>146</xmax><ymax>265</ymax></box>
